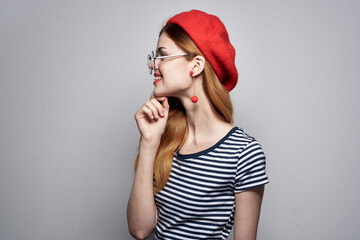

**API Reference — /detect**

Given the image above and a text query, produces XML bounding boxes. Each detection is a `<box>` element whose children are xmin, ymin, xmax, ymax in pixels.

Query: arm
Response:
<box><xmin>127</xmin><ymin>139</ymin><xmax>159</xmax><ymax>239</ymax></box>
<box><xmin>127</xmin><ymin>97</ymin><xmax>169</xmax><ymax>239</ymax></box>
<box><xmin>233</xmin><ymin>185</ymin><xmax>265</xmax><ymax>240</ymax></box>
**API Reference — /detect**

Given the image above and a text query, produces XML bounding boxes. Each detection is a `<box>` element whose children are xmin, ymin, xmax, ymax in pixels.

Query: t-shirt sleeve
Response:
<box><xmin>234</xmin><ymin>140</ymin><xmax>269</xmax><ymax>193</ymax></box>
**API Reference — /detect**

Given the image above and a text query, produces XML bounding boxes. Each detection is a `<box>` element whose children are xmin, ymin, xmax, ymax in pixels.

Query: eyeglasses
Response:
<box><xmin>147</xmin><ymin>50</ymin><xmax>189</xmax><ymax>75</ymax></box>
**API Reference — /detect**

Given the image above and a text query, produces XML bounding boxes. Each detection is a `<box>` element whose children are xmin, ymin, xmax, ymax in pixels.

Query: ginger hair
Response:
<box><xmin>135</xmin><ymin>23</ymin><xmax>233</xmax><ymax>193</ymax></box>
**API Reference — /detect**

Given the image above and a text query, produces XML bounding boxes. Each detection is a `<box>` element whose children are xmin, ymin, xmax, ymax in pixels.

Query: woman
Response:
<box><xmin>127</xmin><ymin>10</ymin><xmax>269</xmax><ymax>240</ymax></box>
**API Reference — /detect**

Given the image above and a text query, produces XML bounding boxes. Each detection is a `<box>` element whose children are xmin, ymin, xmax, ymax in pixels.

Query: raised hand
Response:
<box><xmin>134</xmin><ymin>96</ymin><xmax>169</xmax><ymax>143</ymax></box>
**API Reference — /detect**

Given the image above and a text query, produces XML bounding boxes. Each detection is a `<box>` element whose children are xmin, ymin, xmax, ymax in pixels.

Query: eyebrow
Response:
<box><xmin>157</xmin><ymin>47</ymin><xmax>166</xmax><ymax>52</ymax></box>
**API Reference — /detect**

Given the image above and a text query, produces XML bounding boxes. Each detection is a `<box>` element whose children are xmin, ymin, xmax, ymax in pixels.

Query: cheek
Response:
<box><xmin>164</xmin><ymin>71</ymin><xmax>191</xmax><ymax>89</ymax></box>
<box><xmin>162</xmin><ymin>62</ymin><xmax>191</xmax><ymax>85</ymax></box>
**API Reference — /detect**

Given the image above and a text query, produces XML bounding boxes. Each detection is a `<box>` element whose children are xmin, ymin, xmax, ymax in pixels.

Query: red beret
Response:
<box><xmin>166</xmin><ymin>10</ymin><xmax>238</xmax><ymax>91</ymax></box>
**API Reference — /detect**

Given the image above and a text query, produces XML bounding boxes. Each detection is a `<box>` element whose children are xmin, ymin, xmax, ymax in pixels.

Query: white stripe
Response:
<box><xmin>154</xmin><ymin>127</ymin><xmax>268</xmax><ymax>239</ymax></box>
<box><xmin>166</xmin><ymin>177</ymin><xmax>234</xmax><ymax>195</ymax></box>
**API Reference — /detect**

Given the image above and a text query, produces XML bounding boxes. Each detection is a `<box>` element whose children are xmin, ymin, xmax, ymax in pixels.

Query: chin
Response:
<box><xmin>154</xmin><ymin>85</ymin><xmax>186</xmax><ymax>98</ymax></box>
<box><xmin>153</xmin><ymin>88</ymin><xmax>173</xmax><ymax>98</ymax></box>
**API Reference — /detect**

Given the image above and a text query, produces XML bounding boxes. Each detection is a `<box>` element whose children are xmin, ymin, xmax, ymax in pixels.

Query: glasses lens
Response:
<box><xmin>147</xmin><ymin>55</ymin><xmax>152</xmax><ymax>74</ymax></box>
<box><xmin>147</xmin><ymin>51</ymin><xmax>155</xmax><ymax>74</ymax></box>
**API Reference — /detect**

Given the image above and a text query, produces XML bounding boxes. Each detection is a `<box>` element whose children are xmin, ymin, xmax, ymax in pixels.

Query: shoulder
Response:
<box><xmin>233</xmin><ymin>127</ymin><xmax>269</xmax><ymax>192</ymax></box>
<box><xmin>225</xmin><ymin>127</ymin><xmax>258</xmax><ymax>148</ymax></box>
<box><xmin>223</xmin><ymin>127</ymin><xmax>265</xmax><ymax>159</ymax></box>
<box><xmin>230</xmin><ymin>127</ymin><xmax>256</xmax><ymax>142</ymax></box>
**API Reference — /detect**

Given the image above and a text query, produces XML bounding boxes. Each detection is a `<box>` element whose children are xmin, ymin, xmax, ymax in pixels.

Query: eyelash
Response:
<box><xmin>157</xmin><ymin>51</ymin><xmax>166</xmax><ymax>57</ymax></box>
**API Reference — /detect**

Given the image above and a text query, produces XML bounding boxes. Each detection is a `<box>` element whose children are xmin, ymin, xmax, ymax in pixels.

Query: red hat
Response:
<box><xmin>166</xmin><ymin>10</ymin><xmax>238</xmax><ymax>91</ymax></box>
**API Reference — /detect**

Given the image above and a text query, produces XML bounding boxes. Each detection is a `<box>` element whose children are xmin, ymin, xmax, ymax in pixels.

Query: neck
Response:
<box><xmin>178</xmin><ymin>88</ymin><xmax>233</xmax><ymax>145</ymax></box>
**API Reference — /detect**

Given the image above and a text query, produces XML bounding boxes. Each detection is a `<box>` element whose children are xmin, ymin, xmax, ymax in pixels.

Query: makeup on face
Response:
<box><xmin>153</xmin><ymin>72</ymin><xmax>162</xmax><ymax>85</ymax></box>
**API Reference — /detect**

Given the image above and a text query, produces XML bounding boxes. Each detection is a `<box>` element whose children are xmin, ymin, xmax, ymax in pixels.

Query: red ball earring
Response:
<box><xmin>191</xmin><ymin>96</ymin><xmax>198</xmax><ymax>103</ymax></box>
<box><xmin>190</xmin><ymin>70</ymin><xmax>198</xmax><ymax>103</ymax></box>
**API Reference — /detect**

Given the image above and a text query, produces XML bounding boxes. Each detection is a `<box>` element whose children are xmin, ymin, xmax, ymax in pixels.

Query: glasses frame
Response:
<box><xmin>147</xmin><ymin>50</ymin><xmax>189</xmax><ymax>75</ymax></box>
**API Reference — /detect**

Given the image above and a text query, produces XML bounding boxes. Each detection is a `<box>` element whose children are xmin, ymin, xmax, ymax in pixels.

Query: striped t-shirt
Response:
<box><xmin>154</xmin><ymin>127</ymin><xmax>269</xmax><ymax>239</ymax></box>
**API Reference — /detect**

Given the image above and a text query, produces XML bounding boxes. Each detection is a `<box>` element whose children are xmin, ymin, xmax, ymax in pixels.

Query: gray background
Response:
<box><xmin>1</xmin><ymin>0</ymin><xmax>359</xmax><ymax>239</ymax></box>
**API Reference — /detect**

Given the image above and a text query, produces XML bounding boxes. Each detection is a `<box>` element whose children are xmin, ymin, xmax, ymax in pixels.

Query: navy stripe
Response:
<box><xmin>169</xmin><ymin>175</ymin><xmax>235</xmax><ymax>194</ymax></box>
<box><xmin>154</xmin><ymin>127</ymin><xmax>269</xmax><ymax>239</ymax></box>
<box><xmin>175</xmin><ymin>158</ymin><xmax>238</xmax><ymax>169</ymax></box>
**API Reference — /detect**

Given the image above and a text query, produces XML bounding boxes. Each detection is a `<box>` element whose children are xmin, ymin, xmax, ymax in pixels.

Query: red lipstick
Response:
<box><xmin>153</xmin><ymin>72</ymin><xmax>162</xmax><ymax>85</ymax></box>
<box><xmin>153</xmin><ymin>79</ymin><xmax>161</xmax><ymax>85</ymax></box>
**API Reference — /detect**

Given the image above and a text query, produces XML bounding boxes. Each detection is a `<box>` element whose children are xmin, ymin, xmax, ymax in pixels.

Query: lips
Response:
<box><xmin>154</xmin><ymin>73</ymin><xmax>162</xmax><ymax>77</ymax></box>
<box><xmin>153</xmin><ymin>79</ymin><xmax>161</xmax><ymax>85</ymax></box>
<box><xmin>153</xmin><ymin>72</ymin><xmax>162</xmax><ymax>85</ymax></box>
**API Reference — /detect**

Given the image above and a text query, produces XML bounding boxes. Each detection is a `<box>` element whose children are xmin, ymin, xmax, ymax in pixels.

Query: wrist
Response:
<box><xmin>140</xmin><ymin>136</ymin><xmax>161</xmax><ymax>149</ymax></box>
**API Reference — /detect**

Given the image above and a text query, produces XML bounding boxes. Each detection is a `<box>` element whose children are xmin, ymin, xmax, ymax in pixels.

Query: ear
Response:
<box><xmin>189</xmin><ymin>55</ymin><xmax>205</xmax><ymax>77</ymax></box>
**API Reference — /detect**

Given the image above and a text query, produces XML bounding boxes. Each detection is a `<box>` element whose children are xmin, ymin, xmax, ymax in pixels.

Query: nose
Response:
<box><xmin>153</xmin><ymin>58</ymin><xmax>160</xmax><ymax>70</ymax></box>
<box><xmin>148</xmin><ymin>60</ymin><xmax>159</xmax><ymax>73</ymax></box>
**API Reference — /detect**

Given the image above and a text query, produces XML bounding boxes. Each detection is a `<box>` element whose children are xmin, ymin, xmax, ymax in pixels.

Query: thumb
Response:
<box><xmin>161</xmin><ymin>97</ymin><xmax>169</xmax><ymax>111</ymax></box>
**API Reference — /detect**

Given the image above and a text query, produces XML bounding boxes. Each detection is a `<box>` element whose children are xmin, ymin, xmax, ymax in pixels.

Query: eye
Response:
<box><xmin>158</xmin><ymin>50</ymin><xmax>166</xmax><ymax>57</ymax></box>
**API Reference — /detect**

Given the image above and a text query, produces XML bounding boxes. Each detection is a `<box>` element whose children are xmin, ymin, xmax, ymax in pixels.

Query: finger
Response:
<box><xmin>150</xmin><ymin>98</ymin><xmax>165</xmax><ymax>117</ymax></box>
<box><xmin>145</xmin><ymin>101</ymin><xmax>160</xmax><ymax>119</ymax></box>
<box><xmin>154</xmin><ymin>96</ymin><xmax>168</xmax><ymax>110</ymax></box>
<box><xmin>141</xmin><ymin>105</ymin><xmax>155</xmax><ymax>120</ymax></box>
<box><xmin>155</xmin><ymin>96</ymin><xmax>166</xmax><ymax>101</ymax></box>
<box><xmin>161</xmin><ymin>97</ymin><xmax>169</xmax><ymax>110</ymax></box>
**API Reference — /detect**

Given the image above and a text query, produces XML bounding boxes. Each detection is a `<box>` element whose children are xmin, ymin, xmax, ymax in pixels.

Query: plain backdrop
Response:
<box><xmin>1</xmin><ymin>0</ymin><xmax>359</xmax><ymax>239</ymax></box>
